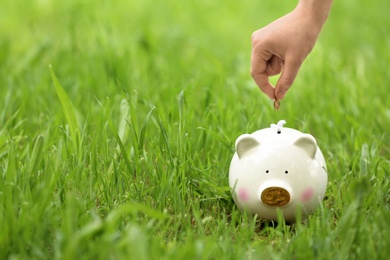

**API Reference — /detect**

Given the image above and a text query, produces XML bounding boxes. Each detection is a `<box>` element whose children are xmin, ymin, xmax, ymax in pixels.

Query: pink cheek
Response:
<box><xmin>300</xmin><ymin>187</ymin><xmax>314</xmax><ymax>202</ymax></box>
<box><xmin>238</xmin><ymin>188</ymin><xmax>250</xmax><ymax>202</ymax></box>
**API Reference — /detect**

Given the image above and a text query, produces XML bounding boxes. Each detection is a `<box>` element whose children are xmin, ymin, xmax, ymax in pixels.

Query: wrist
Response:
<box><xmin>296</xmin><ymin>0</ymin><xmax>333</xmax><ymax>28</ymax></box>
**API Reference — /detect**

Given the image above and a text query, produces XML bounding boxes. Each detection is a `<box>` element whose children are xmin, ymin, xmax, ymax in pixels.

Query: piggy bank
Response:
<box><xmin>229</xmin><ymin>120</ymin><xmax>327</xmax><ymax>222</ymax></box>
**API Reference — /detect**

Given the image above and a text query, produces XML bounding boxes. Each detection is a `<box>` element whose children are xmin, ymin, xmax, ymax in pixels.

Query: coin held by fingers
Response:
<box><xmin>273</xmin><ymin>98</ymin><xmax>280</xmax><ymax>110</ymax></box>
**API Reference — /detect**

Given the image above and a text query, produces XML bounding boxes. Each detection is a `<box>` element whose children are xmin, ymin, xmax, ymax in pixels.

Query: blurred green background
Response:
<box><xmin>1</xmin><ymin>0</ymin><xmax>389</xmax><ymax>135</ymax></box>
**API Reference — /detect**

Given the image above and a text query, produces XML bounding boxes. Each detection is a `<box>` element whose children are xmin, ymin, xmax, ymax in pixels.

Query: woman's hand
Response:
<box><xmin>250</xmin><ymin>0</ymin><xmax>332</xmax><ymax>101</ymax></box>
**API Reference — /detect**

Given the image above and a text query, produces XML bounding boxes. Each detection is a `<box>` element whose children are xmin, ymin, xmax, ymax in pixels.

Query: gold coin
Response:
<box><xmin>261</xmin><ymin>187</ymin><xmax>290</xmax><ymax>207</ymax></box>
<box><xmin>273</xmin><ymin>99</ymin><xmax>280</xmax><ymax>110</ymax></box>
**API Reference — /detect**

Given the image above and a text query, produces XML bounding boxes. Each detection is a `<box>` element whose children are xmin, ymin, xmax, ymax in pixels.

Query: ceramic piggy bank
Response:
<box><xmin>229</xmin><ymin>120</ymin><xmax>327</xmax><ymax>222</ymax></box>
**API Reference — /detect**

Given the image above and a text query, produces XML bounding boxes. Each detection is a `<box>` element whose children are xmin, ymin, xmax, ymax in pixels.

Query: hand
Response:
<box><xmin>251</xmin><ymin>1</ymin><xmax>331</xmax><ymax>100</ymax></box>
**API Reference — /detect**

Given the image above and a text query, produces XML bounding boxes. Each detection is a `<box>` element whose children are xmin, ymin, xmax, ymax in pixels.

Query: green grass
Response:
<box><xmin>1</xmin><ymin>0</ymin><xmax>389</xmax><ymax>259</ymax></box>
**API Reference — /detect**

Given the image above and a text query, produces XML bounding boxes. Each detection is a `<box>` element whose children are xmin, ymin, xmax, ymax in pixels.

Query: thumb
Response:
<box><xmin>275</xmin><ymin>58</ymin><xmax>302</xmax><ymax>100</ymax></box>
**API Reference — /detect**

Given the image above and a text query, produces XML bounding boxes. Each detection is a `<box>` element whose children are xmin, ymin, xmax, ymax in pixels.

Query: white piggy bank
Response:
<box><xmin>229</xmin><ymin>120</ymin><xmax>327</xmax><ymax>222</ymax></box>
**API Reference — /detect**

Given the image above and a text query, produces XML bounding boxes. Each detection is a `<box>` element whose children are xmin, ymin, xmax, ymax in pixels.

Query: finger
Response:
<box><xmin>250</xmin><ymin>48</ymin><xmax>276</xmax><ymax>100</ymax></box>
<box><xmin>265</xmin><ymin>56</ymin><xmax>283</xmax><ymax>77</ymax></box>
<box><xmin>275</xmin><ymin>57</ymin><xmax>302</xmax><ymax>100</ymax></box>
<box><xmin>251</xmin><ymin>70</ymin><xmax>276</xmax><ymax>100</ymax></box>
<box><xmin>253</xmin><ymin>76</ymin><xmax>276</xmax><ymax>100</ymax></box>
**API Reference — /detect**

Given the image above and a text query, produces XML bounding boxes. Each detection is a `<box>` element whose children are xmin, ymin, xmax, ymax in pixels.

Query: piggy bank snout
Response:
<box><xmin>260</xmin><ymin>186</ymin><xmax>291</xmax><ymax>207</ymax></box>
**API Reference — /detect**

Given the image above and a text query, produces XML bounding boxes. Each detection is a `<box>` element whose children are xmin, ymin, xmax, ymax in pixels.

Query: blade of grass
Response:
<box><xmin>98</xmin><ymin>97</ymin><xmax>133</xmax><ymax>175</ymax></box>
<box><xmin>27</xmin><ymin>135</ymin><xmax>44</xmax><ymax>179</ymax></box>
<box><xmin>49</xmin><ymin>65</ymin><xmax>80</xmax><ymax>155</ymax></box>
<box><xmin>138</xmin><ymin>106</ymin><xmax>155</xmax><ymax>152</ymax></box>
<box><xmin>106</xmin><ymin>203</ymin><xmax>169</xmax><ymax>226</ymax></box>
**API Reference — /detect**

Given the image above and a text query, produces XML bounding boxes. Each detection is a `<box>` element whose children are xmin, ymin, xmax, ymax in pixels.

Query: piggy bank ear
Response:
<box><xmin>293</xmin><ymin>134</ymin><xmax>317</xmax><ymax>158</ymax></box>
<box><xmin>235</xmin><ymin>134</ymin><xmax>260</xmax><ymax>158</ymax></box>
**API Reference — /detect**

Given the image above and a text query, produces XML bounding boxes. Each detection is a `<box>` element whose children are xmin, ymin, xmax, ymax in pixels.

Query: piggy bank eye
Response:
<box><xmin>285</xmin><ymin>170</ymin><xmax>289</xmax><ymax>174</ymax></box>
<box><xmin>266</xmin><ymin>170</ymin><xmax>269</xmax><ymax>173</ymax></box>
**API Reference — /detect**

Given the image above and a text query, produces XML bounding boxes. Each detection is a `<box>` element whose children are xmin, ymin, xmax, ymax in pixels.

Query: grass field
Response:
<box><xmin>1</xmin><ymin>0</ymin><xmax>389</xmax><ymax>259</ymax></box>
